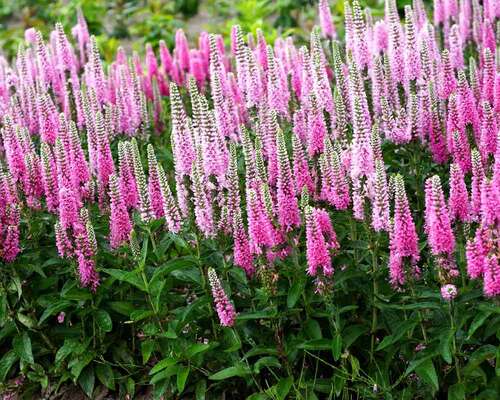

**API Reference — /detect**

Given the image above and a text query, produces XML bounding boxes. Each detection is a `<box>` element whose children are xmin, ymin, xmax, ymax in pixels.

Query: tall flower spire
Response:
<box><xmin>371</xmin><ymin>160</ymin><xmax>390</xmax><ymax>232</ymax></box>
<box><xmin>305</xmin><ymin>206</ymin><xmax>335</xmax><ymax>277</ymax></box>
<box><xmin>208</xmin><ymin>268</ymin><xmax>236</xmax><ymax>327</ymax></box>
<box><xmin>276</xmin><ymin>128</ymin><xmax>300</xmax><ymax>230</ymax></box>
<box><xmin>147</xmin><ymin>144</ymin><xmax>164</xmax><ymax>219</ymax></box>
<box><xmin>388</xmin><ymin>174</ymin><xmax>420</xmax><ymax>287</ymax></box>
<box><xmin>109</xmin><ymin>174</ymin><xmax>132</xmax><ymax>249</ymax></box>
<box><xmin>448</xmin><ymin>163</ymin><xmax>470</xmax><ymax>223</ymax></box>
<box><xmin>318</xmin><ymin>0</ymin><xmax>336</xmax><ymax>39</ymax></box>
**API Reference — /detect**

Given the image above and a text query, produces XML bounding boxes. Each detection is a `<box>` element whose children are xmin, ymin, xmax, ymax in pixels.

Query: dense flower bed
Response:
<box><xmin>0</xmin><ymin>0</ymin><xmax>499</xmax><ymax>398</ymax></box>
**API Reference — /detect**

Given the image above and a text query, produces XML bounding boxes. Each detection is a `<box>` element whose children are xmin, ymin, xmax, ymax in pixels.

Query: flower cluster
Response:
<box><xmin>0</xmin><ymin>0</ymin><xmax>499</xmax><ymax>321</ymax></box>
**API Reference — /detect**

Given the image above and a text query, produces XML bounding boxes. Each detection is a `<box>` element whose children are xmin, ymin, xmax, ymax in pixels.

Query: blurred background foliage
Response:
<box><xmin>0</xmin><ymin>0</ymin><xmax>419</xmax><ymax>60</ymax></box>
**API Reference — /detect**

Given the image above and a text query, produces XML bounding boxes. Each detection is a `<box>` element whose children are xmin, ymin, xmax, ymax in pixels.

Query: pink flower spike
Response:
<box><xmin>109</xmin><ymin>174</ymin><xmax>132</xmax><ymax>249</ymax></box>
<box><xmin>305</xmin><ymin>206</ymin><xmax>333</xmax><ymax>277</ymax></box>
<box><xmin>448</xmin><ymin>164</ymin><xmax>470</xmax><ymax>223</ymax></box>
<box><xmin>208</xmin><ymin>268</ymin><xmax>236</xmax><ymax>327</ymax></box>
<box><xmin>318</xmin><ymin>0</ymin><xmax>336</xmax><ymax>39</ymax></box>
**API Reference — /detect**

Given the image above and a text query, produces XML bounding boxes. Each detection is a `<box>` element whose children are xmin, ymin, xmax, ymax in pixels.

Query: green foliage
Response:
<box><xmin>1</xmin><ymin>148</ymin><xmax>499</xmax><ymax>398</ymax></box>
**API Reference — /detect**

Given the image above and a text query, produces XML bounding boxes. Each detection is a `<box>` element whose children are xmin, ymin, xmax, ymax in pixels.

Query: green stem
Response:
<box><xmin>140</xmin><ymin>269</ymin><xmax>165</xmax><ymax>333</ymax></box>
<box><xmin>194</xmin><ymin>232</ymin><xmax>218</xmax><ymax>339</ymax></box>
<box><xmin>449</xmin><ymin>301</ymin><xmax>461</xmax><ymax>383</ymax></box>
<box><xmin>409</xmin><ymin>281</ymin><xmax>428</xmax><ymax>344</ymax></box>
<box><xmin>370</xmin><ymin>231</ymin><xmax>379</xmax><ymax>363</ymax></box>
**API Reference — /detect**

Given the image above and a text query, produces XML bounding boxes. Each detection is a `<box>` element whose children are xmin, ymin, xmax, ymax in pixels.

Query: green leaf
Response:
<box><xmin>126</xmin><ymin>377</ymin><xmax>135</xmax><ymax>398</ymax></box>
<box><xmin>103</xmin><ymin>269</ymin><xmax>147</xmax><ymax>292</ymax></box>
<box><xmin>150</xmin><ymin>280</ymin><xmax>165</xmax><ymax>313</ymax></box>
<box><xmin>17</xmin><ymin>312</ymin><xmax>37</xmax><ymax>329</ymax></box>
<box><xmin>468</xmin><ymin>311</ymin><xmax>492</xmax><ymax>339</ymax></box>
<box><xmin>237</xmin><ymin>308</ymin><xmax>277</xmax><ymax>321</ymax></box>
<box><xmin>171</xmin><ymin>268</ymin><xmax>202</xmax><ymax>285</ymax></box>
<box><xmin>439</xmin><ymin>328</ymin><xmax>454</xmax><ymax>364</ymax></box>
<box><xmin>69</xmin><ymin>352</ymin><xmax>95</xmax><ymax>380</ymax></box>
<box><xmin>496</xmin><ymin>346</ymin><xmax>500</xmax><ymax>377</ymax></box>
<box><xmin>376</xmin><ymin>320</ymin><xmax>416</xmax><ymax>351</ymax></box>
<box><xmin>186</xmin><ymin>343</ymin><xmax>211</xmax><ymax>358</ymax></box>
<box><xmin>108</xmin><ymin>301</ymin><xmax>135</xmax><ymax>316</ymax></box>
<box><xmin>39</xmin><ymin>300</ymin><xmax>72</xmax><ymax>324</ymax></box>
<box><xmin>247</xmin><ymin>394</ymin><xmax>269</xmax><ymax>400</ymax></box>
<box><xmin>150</xmin><ymin>256</ymin><xmax>199</xmax><ymax>285</ymax></box>
<box><xmin>297</xmin><ymin>339</ymin><xmax>332</xmax><ymax>350</ymax></box>
<box><xmin>448</xmin><ymin>383</ymin><xmax>465</xmax><ymax>400</ymax></box>
<box><xmin>223</xmin><ymin>328</ymin><xmax>241</xmax><ymax>352</ymax></box>
<box><xmin>139</xmin><ymin>236</ymin><xmax>149</xmax><ymax>269</ymax></box>
<box><xmin>129</xmin><ymin>310</ymin><xmax>155</xmax><ymax>322</ymax></box>
<box><xmin>78</xmin><ymin>366</ymin><xmax>95</xmax><ymax>398</ymax></box>
<box><xmin>287</xmin><ymin>280</ymin><xmax>304</xmax><ymax>308</ymax></box>
<box><xmin>0</xmin><ymin>351</ymin><xmax>18</xmax><ymax>382</ymax></box>
<box><xmin>274</xmin><ymin>377</ymin><xmax>293</xmax><ymax>400</ymax></box>
<box><xmin>195</xmin><ymin>379</ymin><xmax>207</xmax><ymax>400</ymax></box>
<box><xmin>415</xmin><ymin>359</ymin><xmax>438</xmax><ymax>393</ymax></box>
<box><xmin>55</xmin><ymin>339</ymin><xmax>83</xmax><ymax>365</ymax></box>
<box><xmin>332</xmin><ymin>334</ymin><xmax>342</xmax><ymax>361</ymax></box>
<box><xmin>342</xmin><ymin>325</ymin><xmax>368</xmax><ymax>349</ymax></box>
<box><xmin>141</xmin><ymin>340</ymin><xmax>155</xmax><ymax>364</ymax></box>
<box><xmin>209</xmin><ymin>364</ymin><xmax>251</xmax><ymax>380</ymax></box>
<box><xmin>333</xmin><ymin>373</ymin><xmax>345</xmax><ymax>396</ymax></box>
<box><xmin>254</xmin><ymin>356</ymin><xmax>281</xmax><ymax>373</ymax></box>
<box><xmin>304</xmin><ymin>319</ymin><xmax>322</xmax><ymax>339</ymax></box>
<box><xmin>149</xmin><ymin>358</ymin><xmax>177</xmax><ymax>375</ymax></box>
<box><xmin>464</xmin><ymin>345</ymin><xmax>497</xmax><ymax>372</ymax></box>
<box><xmin>13</xmin><ymin>332</ymin><xmax>34</xmax><ymax>364</ymax></box>
<box><xmin>95</xmin><ymin>363</ymin><xmax>115</xmax><ymax>390</ymax></box>
<box><xmin>95</xmin><ymin>310</ymin><xmax>112</xmax><ymax>332</ymax></box>
<box><xmin>350</xmin><ymin>355</ymin><xmax>360</xmax><ymax>379</ymax></box>
<box><xmin>150</xmin><ymin>365</ymin><xmax>178</xmax><ymax>385</ymax></box>
<box><xmin>176</xmin><ymin>365</ymin><xmax>190</xmax><ymax>393</ymax></box>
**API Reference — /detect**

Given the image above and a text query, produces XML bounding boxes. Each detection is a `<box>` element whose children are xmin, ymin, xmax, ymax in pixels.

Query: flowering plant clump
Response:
<box><xmin>0</xmin><ymin>0</ymin><xmax>499</xmax><ymax>398</ymax></box>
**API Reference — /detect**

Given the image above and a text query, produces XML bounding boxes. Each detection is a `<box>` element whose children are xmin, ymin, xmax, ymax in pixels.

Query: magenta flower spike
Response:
<box><xmin>371</xmin><ymin>160</ymin><xmax>390</xmax><ymax>232</ymax></box>
<box><xmin>0</xmin><ymin>202</ymin><xmax>20</xmax><ymax>263</ymax></box>
<box><xmin>466</xmin><ymin>232</ymin><xmax>485</xmax><ymax>280</ymax></box>
<box><xmin>425</xmin><ymin>175</ymin><xmax>455</xmax><ymax>256</ymax></box>
<box><xmin>373</xmin><ymin>21</ymin><xmax>389</xmax><ymax>54</ymax></box>
<box><xmin>95</xmin><ymin>111</ymin><xmax>115</xmax><ymax>206</ymax></box>
<box><xmin>40</xmin><ymin>142</ymin><xmax>59</xmax><ymax>213</ymax></box>
<box><xmin>479</xmin><ymin>179</ymin><xmax>497</xmax><ymax>227</ymax></box>
<box><xmin>318</xmin><ymin>0</ymin><xmax>336</xmax><ymax>39</ymax></box>
<box><xmin>58</xmin><ymin>186</ymin><xmax>79</xmax><ymax>231</ymax></box>
<box><xmin>404</xmin><ymin>6</ymin><xmax>420</xmax><ymax>83</ymax></box>
<box><xmin>439</xmin><ymin>50</ymin><xmax>456</xmax><ymax>99</ymax></box>
<box><xmin>479</xmin><ymin>101</ymin><xmax>497</xmax><ymax>159</ymax></box>
<box><xmin>351</xmin><ymin>0</ymin><xmax>370</xmax><ymax>70</ymax></box>
<box><xmin>109</xmin><ymin>174</ymin><xmax>132</xmax><ymax>249</ymax></box>
<box><xmin>246</xmin><ymin>186</ymin><xmax>276</xmax><ymax>254</ymax></box>
<box><xmin>388</xmin><ymin>174</ymin><xmax>420</xmax><ymax>287</ymax></box>
<box><xmin>484</xmin><ymin>255</ymin><xmax>500</xmax><ymax>297</ymax></box>
<box><xmin>292</xmin><ymin>134</ymin><xmax>314</xmax><ymax>195</ymax></box>
<box><xmin>276</xmin><ymin>128</ymin><xmax>300</xmax><ymax>230</ymax></box>
<box><xmin>147</xmin><ymin>144</ymin><xmax>165</xmax><ymax>219</ymax></box>
<box><xmin>175</xmin><ymin>29</ymin><xmax>190</xmax><ymax>72</ymax></box>
<box><xmin>157</xmin><ymin>164</ymin><xmax>182</xmax><ymax>234</ymax></box>
<box><xmin>208</xmin><ymin>268</ymin><xmax>236</xmax><ymax>327</ymax></box>
<box><xmin>191</xmin><ymin>148</ymin><xmax>215</xmax><ymax>238</ymax></box>
<box><xmin>449</xmin><ymin>24</ymin><xmax>464</xmax><ymax>69</ymax></box>
<box><xmin>423</xmin><ymin>176</ymin><xmax>460</xmax><ymax>278</ymax></box>
<box><xmin>233</xmin><ymin>209</ymin><xmax>255</xmax><ymax>277</ymax></box>
<box><xmin>448</xmin><ymin>164</ymin><xmax>470</xmax><ymax>223</ymax></box>
<box><xmin>118</xmin><ymin>141</ymin><xmax>138</xmax><ymax>210</ymax></box>
<box><xmin>305</xmin><ymin>206</ymin><xmax>334</xmax><ymax>277</ymax></box>
<box><xmin>470</xmin><ymin>149</ymin><xmax>485</xmax><ymax>219</ymax></box>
